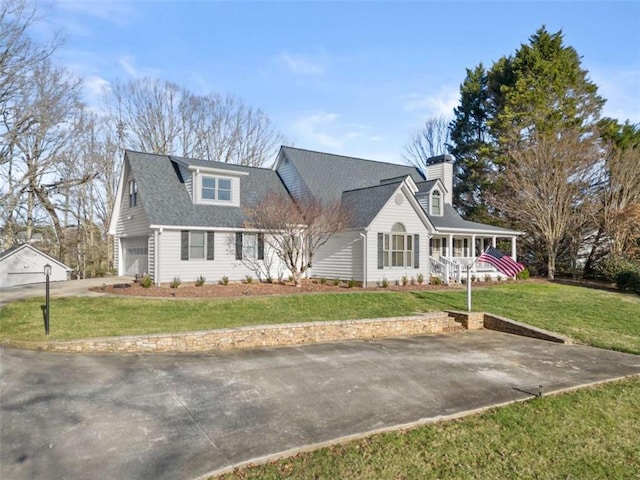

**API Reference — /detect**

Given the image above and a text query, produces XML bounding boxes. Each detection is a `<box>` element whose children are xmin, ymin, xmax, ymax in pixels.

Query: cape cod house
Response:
<box><xmin>109</xmin><ymin>146</ymin><xmax>521</xmax><ymax>286</ymax></box>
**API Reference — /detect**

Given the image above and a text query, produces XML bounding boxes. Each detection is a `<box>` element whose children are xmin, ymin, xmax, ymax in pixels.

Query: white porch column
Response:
<box><xmin>492</xmin><ymin>236</ymin><xmax>497</xmax><ymax>248</ymax></box>
<box><xmin>448</xmin><ymin>234</ymin><xmax>454</xmax><ymax>259</ymax></box>
<box><xmin>511</xmin><ymin>236</ymin><xmax>517</xmax><ymax>261</ymax></box>
<box><xmin>471</xmin><ymin>235</ymin><xmax>477</xmax><ymax>272</ymax></box>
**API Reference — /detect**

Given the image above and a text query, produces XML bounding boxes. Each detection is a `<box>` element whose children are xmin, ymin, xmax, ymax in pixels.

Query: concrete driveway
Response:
<box><xmin>1</xmin><ymin>330</ymin><xmax>639</xmax><ymax>480</ymax></box>
<box><xmin>0</xmin><ymin>276</ymin><xmax>133</xmax><ymax>307</ymax></box>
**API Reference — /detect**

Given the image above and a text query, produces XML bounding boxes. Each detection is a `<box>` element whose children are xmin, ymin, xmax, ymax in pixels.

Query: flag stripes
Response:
<box><xmin>477</xmin><ymin>246</ymin><xmax>525</xmax><ymax>277</ymax></box>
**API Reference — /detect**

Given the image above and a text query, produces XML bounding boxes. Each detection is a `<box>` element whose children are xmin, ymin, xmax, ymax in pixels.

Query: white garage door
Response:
<box><xmin>122</xmin><ymin>237</ymin><xmax>148</xmax><ymax>276</ymax></box>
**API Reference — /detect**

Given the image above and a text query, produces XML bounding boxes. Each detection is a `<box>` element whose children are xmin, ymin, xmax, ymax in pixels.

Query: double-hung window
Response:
<box><xmin>201</xmin><ymin>176</ymin><xmax>232</xmax><ymax>202</ymax></box>
<box><xmin>378</xmin><ymin>223</ymin><xmax>419</xmax><ymax>269</ymax></box>
<box><xmin>181</xmin><ymin>231</ymin><xmax>215</xmax><ymax>261</ymax></box>
<box><xmin>431</xmin><ymin>190</ymin><xmax>441</xmax><ymax>216</ymax></box>
<box><xmin>235</xmin><ymin>233</ymin><xmax>265</xmax><ymax>260</ymax></box>
<box><xmin>129</xmin><ymin>179</ymin><xmax>137</xmax><ymax>207</ymax></box>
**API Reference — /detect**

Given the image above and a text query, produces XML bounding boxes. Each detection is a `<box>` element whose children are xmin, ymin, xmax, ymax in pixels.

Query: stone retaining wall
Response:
<box><xmin>483</xmin><ymin>313</ymin><xmax>571</xmax><ymax>344</ymax></box>
<box><xmin>5</xmin><ymin>312</ymin><xmax>463</xmax><ymax>354</ymax></box>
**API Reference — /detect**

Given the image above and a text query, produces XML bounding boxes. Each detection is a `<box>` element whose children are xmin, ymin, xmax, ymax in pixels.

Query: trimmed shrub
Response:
<box><xmin>516</xmin><ymin>268</ymin><xmax>530</xmax><ymax>280</ymax></box>
<box><xmin>319</xmin><ymin>277</ymin><xmax>327</xmax><ymax>285</ymax></box>
<box><xmin>430</xmin><ymin>276</ymin><xmax>442</xmax><ymax>285</ymax></box>
<box><xmin>170</xmin><ymin>276</ymin><xmax>181</xmax><ymax>288</ymax></box>
<box><xmin>245</xmin><ymin>275</ymin><xmax>253</xmax><ymax>284</ymax></box>
<box><xmin>484</xmin><ymin>274</ymin><xmax>492</xmax><ymax>282</ymax></box>
<box><xmin>616</xmin><ymin>270</ymin><xmax>640</xmax><ymax>294</ymax></box>
<box><xmin>381</xmin><ymin>278</ymin><xmax>389</xmax><ymax>288</ymax></box>
<box><xmin>401</xmin><ymin>275</ymin><xmax>409</xmax><ymax>286</ymax></box>
<box><xmin>347</xmin><ymin>279</ymin><xmax>356</xmax><ymax>288</ymax></box>
<box><xmin>219</xmin><ymin>276</ymin><xmax>229</xmax><ymax>286</ymax></box>
<box><xmin>195</xmin><ymin>275</ymin><xmax>206</xmax><ymax>286</ymax></box>
<box><xmin>416</xmin><ymin>273</ymin><xmax>424</xmax><ymax>285</ymax></box>
<box><xmin>140</xmin><ymin>275</ymin><xmax>153</xmax><ymax>288</ymax></box>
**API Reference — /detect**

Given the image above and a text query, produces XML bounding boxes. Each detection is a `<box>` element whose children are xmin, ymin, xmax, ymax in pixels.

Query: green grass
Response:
<box><xmin>0</xmin><ymin>292</ymin><xmax>429</xmax><ymax>341</ymax></box>
<box><xmin>217</xmin><ymin>377</ymin><xmax>640</xmax><ymax>480</ymax></box>
<box><xmin>411</xmin><ymin>282</ymin><xmax>640</xmax><ymax>354</ymax></box>
<box><xmin>1</xmin><ymin>282</ymin><xmax>639</xmax><ymax>354</ymax></box>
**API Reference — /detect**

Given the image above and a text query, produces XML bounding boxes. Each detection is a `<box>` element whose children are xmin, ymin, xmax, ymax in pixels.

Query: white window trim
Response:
<box><xmin>431</xmin><ymin>189</ymin><xmax>442</xmax><ymax>216</ymax></box>
<box><xmin>200</xmin><ymin>175</ymin><xmax>233</xmax><ymax>203</ymax></box>
<box><xmin>382</xmin><ymin>232</ymin><xmax>414</xmax><ymax>268</ymax></box>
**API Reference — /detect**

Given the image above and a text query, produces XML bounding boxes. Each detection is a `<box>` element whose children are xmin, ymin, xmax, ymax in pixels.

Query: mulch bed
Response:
<box><xmin>93</xmin><ymin>279</ymin><xmax>463</xmax><ymax>299</ymax></box>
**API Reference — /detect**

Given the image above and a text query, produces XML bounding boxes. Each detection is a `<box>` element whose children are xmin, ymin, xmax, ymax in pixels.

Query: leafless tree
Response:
<box><xmin>493</xmin><ymin>128</ymin><xmax>600</xmax><ymax>280</ymax></box>
<box><xmin>601</xmin><ymin>144</ymin><xmax>640</xmax><ymax>257</ymax></box>
<box><xmin>403</xmin><ymin>116</ymin><xmax>451</xmax><ymax>172</ymax></box>
<box><xmin>243</xmin><ymin>191</ymin><xmax>351</xmax><ymax>286</ymax></box>
<box><xmin>104</xmin><ymin>78</ymin><xmax>285</xmax><ymax>166</ymax></box>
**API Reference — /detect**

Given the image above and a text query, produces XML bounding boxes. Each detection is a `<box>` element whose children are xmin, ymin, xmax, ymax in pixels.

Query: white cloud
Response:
<box><xmin>401</xmin><ymin>85</ymin><xmax>459</xmax><ymax>120</ymax></box>
<box><xmin>591</xmin><ymin>68</ymin><xmax>640</xmax><ymax>123</ymax></box>
<box><xmin>277</xmin><ymin>51</ymin><xmax>326</xmax><ymax>76</ymax></box>
<box><xmin>289</xmin><ymin>111</ymin><xmax>383</xmax><ymax>154</ymax></box>
<box><xmin>53</xmin><ymin>0</ymin><xmax>136</xmax><ymax>27</ymax></box>
<box><xmin>117</xmin><ymin>55</ymin><xmax>163</xmax><ymax>80</ymax></box>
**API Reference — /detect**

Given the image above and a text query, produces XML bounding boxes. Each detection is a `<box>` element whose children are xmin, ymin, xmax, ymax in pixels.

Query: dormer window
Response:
<box><xmin>129</xmin><ymin>179</ymin><xmax>137</xmax><ymax>207</ymax></box>
<box><xmin>201</xmin><ymin>176</ymin><xmax>232</xmax><ymax>202</ymax></box>
<box><xmin>431</xmin><ymin>190</ymin><xmax>442</xmax><ymax>216</ymax></box>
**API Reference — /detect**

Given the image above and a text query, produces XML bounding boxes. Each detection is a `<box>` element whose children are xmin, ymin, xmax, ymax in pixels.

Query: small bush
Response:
<box><xmin>347</xmin><ymin>279</ymin><xmax>356</xmax><ymax>288</ymax></box>
<box><xmin>245</xmin><ymin>275</ymin><xmax>253</xmax><ymax>284</ymax></box>
<box><xmin>170</xmin><ymin>276</ymin><xmax>181</xmax><ymax>288</ymax></box>
<box><xmin>484</xmin><ymin>274</ymin><xmax>492</xmax><ymax>282</ymax></box>
<box><xmin>288</xmin><ymin>275</ymin><xmax>294</xmax><ymax>283</ymax></box>
<box><xmin>140</xmin><ymin>275</ymin><xmax>153</xmax><ymax>288</ymax></box>
<box><xmin>219</xmin><ymin>276</ymin><xmax>229</xmax><ymax>286</ymax></box>
<box><xmin>471</xmin><ymin>274</ymin><xmax>477</xmax><ymax>282</ymax></box>
<box><xmin>195</xmin><ymin>275</ymin><xmax>206</xmax><ymax>287</ymax></box>
<box><xmin>430</xmin><ymin>276</ymin><xmax>442</xmax><ymax>285</ymax></box>
<box><xmin>319</xmin><ymin>277</ymin><xmax>327</xmax><ymax>285</ymax></box>
<box><xmin>381</xmin><ymin>278</ymin><xmax>389</xmax><ymax>288</ymax></box>
<box><xmin>516</xmin><ymin>268</ymin><xmax>530</xmax><ymax>280</ymax></box>
<box><xmin>616</xmin><ymin>270</ymin><xmax>640</xmax><ymax>294</ymax></box>
<box><xmin>332</xmin><ymin>278</ymin><xmax>340</xmax><ymax>286</ymax></box>
<box><xmin>401</xmin><ymin>275</ymin><xmax>409</xmax><ymax>286</ymax></box>
<box><xmin>596</xmin><ymin>256</ymin><xmax>640</xmax><ymax>286</ymax></box>
<box><xmin>496</xmin><ymin>276</ymin><xmax>502</xmax><ymax>282</ymax></box>
<box><xmin>416</xmin><ymin>273</ymin><xmax>424</xmax><ymax>285</ymax></box>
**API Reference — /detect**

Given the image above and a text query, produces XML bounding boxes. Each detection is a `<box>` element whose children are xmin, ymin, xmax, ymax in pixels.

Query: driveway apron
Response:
<box><xmin>1</xmin><ymin>330</ymin><xmax>639</xmax><ymax>480</ymax></box>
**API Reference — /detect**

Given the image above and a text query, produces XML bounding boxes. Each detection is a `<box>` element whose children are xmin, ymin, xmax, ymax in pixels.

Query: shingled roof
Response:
<box><xmin>277</xmin><ymin>146</ymin><xmax>425</xmax><ymax>204</ymax></box>
<box><xmin>126</xmin><ymin>151</ymin><xmax>290</xmax><ymax>228</ymax></box>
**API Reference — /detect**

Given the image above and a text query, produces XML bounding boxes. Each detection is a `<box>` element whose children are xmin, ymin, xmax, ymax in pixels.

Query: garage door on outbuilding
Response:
<box><xmin>0</xmin><ymin>244</ymin><xmax>71</xmax><ymax>288</ymax></box>
<box><xmin>121</xmin><ymin>236</ymin><xmax>149</xmax><ymax>277</ymax></box>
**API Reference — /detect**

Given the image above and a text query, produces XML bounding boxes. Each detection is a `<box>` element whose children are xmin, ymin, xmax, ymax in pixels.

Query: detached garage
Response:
<box><xmin>0</xmin><ymin>244</ymin><xmax>71</xmax><ymax>288</ymax></box>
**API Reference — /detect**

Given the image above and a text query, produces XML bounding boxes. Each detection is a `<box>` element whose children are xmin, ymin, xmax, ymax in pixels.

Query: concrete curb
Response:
<box><xmin>200</xmin><ymin>373</ymin><xmax>640</xmax><ymax>479</ymax></box>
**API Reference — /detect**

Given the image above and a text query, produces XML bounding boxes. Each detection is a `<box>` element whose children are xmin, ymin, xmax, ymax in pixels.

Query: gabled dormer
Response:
<box><xmin>414</xmin><ymin>179</ymin><xmax>447</xmax><ymax>217</ymax></box>
<box><xmin>173</xmin><ymin>159</ymin><xmax>249</xmax><ymax>207</ymax></box>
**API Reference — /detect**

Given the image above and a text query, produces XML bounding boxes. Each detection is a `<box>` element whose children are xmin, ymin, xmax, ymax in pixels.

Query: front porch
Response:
<box><xmin>428</xmin><ymin>233</ymin><xmax>519</xmax><ymax>283</ymax></box>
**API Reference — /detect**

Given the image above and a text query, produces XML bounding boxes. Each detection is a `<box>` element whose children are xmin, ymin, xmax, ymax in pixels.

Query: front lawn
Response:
<box><xmin>1</xmin><ymin>282</ymin><xmax>639</xmax><ymax>354</ymax></box>
<box><xmin>217</xmin><ymin>377</ymin><xmax>640</xmax><ymax>480</ymax></box>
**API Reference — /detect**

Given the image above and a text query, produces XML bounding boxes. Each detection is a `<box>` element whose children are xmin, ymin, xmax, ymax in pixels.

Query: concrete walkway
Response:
<box><xmin>0</xmin><ymin>276</ymin><xmax>133</xmax><ymax>307</ymax></box>
<box><xmin>1</xmin><ymin>331</ymin><xmax>639</xmax><ymax>480</ymax></box>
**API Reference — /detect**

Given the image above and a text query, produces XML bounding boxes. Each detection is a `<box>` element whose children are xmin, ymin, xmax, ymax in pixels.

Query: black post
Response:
<box><xmin>44</xmin><ymin>265</ymin><xmax>50</xmax><ymax>335</ymax></box>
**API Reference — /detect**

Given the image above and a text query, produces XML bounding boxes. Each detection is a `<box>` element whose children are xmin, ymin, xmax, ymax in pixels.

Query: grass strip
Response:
<box><xmin>217</xmin><ymin>377</ymin><xmax>640</xmax><ymax>480</ymax></box>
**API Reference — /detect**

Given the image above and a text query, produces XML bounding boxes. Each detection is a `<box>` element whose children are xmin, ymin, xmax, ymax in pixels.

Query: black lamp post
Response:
<box><xmin>44</xmin><ymin>263</ymin><xmax>51</xmax><ymax>335</ymax></box>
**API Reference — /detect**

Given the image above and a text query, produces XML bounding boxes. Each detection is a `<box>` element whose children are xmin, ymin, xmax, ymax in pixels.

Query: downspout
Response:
<box><xmin>154</xmin><ymin>228</ymin><xmax>162</xmax><ymax>287</ymax></box>
<box><xmin>359</xmin><ymin>231</ymin><xmax>367</xmax><ymax>288</ymax></box>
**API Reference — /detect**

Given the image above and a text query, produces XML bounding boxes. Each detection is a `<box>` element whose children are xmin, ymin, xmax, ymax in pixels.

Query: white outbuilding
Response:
<box><xmin>0</xmin><ymin>244</ymin><xmax>71</xmax><ymax>288</ymax></box>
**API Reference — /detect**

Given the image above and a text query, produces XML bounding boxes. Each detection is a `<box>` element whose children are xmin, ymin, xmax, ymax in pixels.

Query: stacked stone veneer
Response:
<box><xmin>7</xmin><ymin>312</ymin><xmax>464</xmax><ymax>354</ymax></box>
<box><xmin>483</xmin><ymin>313</ymin><xmax>571</xmax><ymax>344</ymax></box>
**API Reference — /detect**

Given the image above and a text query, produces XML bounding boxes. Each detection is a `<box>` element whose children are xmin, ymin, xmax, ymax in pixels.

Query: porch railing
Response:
<box><xmin>429</xmin><ymin>257</ymin><xmax>448</xmax><ymax>284</ymax></box>
<box><xmin>447</xmin><ymin>256</ymin><xmax>497</xmax><ymax>272</ymax></box>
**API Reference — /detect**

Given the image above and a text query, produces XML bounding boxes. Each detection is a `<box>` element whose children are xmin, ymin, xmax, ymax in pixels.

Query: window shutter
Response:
<box><xmin>181</xmin><ymin>231</ymin><xmax>189</xmax><ymax>260</ymax></box>
<box><xmin>258</xmin><ymin>233</ymin><xmax>265</xmax><ymax>260</ymax></box>
<box><xmin>377</xmin><ymin>233</ymin><xmax>384</xmax><ymax>269</ymax></box>
<box><xmin>414</xmin><ymin>234</ymin><xmax>420</xmax><ymax>268</ymax></box>
<box><xmin>235</xmin><ymin>232</ymin><xmax>243</xmax><ymax>260</ymax></box>
<box><xmin>206</xmin><ymin>232</ymin><xmax>215</xmax><ymax>260</ymax></box>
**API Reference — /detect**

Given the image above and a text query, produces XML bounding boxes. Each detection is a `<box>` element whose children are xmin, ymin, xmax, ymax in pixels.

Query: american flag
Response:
<box><xmin>478</xmin><ymin>246</ymin><xmax>525</xmax><ymax>277</ymax></box>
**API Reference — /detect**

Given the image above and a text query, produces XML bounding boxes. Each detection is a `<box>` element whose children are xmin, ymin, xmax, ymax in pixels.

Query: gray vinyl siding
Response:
<box><xmin>425</xmin><ymin>162</ymin><xmax>453</xmax><ymax>205</ymax></box>
<box><xmin>156</xmin><ymin>230</ymin><xmax>290</xmax><ymax>284</ymax></box>
<box><xmin>115</xmin><ymin>162</ymin><xmax>151</xmax><ymax>275</ymax></box>
<box><xmin>366</xmin><ymin>188</ymin><xmax>431</xmax><ymax>284</ymax></box>
<box><xmin>311</xmin><ymin>231</ymin><xmax>364</xmax><ymax>281</ymax></box>
<box><xmin>275</xmin><ymin>154</ymin><xmax>310</xmax><ymax>203</ymax></box>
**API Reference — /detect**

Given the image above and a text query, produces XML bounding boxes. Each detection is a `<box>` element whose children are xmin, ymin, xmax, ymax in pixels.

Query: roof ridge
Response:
<box><xmin>342</xmin><ymin>180</ymin><xmax>403</xmax><ymax>195</ymax></box>
<box><xmin>282</xmin><ymin>145</ymin><xmax>417</xmax><ymax>169</ymax></box>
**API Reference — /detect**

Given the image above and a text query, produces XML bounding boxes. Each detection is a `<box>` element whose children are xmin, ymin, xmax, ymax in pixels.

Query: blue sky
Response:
<box><xmin>41</xmin><ymin>0</ymin><xmax>640</xmax><ymax>164</ymax></box>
